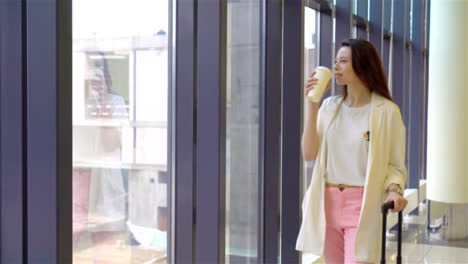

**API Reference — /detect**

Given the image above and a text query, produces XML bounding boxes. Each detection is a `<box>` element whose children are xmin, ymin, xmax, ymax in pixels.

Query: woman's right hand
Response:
<box><xmin>304</xmin><ymin>71</ymin><xmax>331</xmax><ymax>101</ymax></box>
<box><xmin>304</xmin><ymin>71</ymin><xmax>318</xmax><ymax>98</ymax></box>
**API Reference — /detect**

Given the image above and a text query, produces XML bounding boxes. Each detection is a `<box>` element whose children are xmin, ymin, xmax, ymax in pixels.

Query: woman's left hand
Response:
<box><xmin>384</xmin><ymin>192</ymin><xmax>408</xmax><ymax>213</ymax></box>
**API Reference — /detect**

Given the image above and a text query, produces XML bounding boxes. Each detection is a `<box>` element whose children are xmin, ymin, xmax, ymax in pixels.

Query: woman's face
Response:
<box><xmin>333</xmin><ymin>46</ymin><xmax>359</xmax><ymax>86</ymax></box>
<box><xmin>87</xmin><ymin>70</ymin><xmax>108</xmax><ymax>99</ymax></box>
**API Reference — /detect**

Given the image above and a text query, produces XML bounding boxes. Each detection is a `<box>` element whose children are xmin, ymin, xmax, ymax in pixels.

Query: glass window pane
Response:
<box><xmin>302</xmin><ymin>6</ymin><xmax>319</xmax><ymax>196</ymax></box>
<box><xmin>225</xmin><ymin>1</ymin><xmax>261</xmax><ymax>263</ymax></box>
<box><xmin>301</xmin><ymin>7</ymin><xmax>320</xmax><ymax>264</ymax></box>
<box><xmin>353</xmin><ymin>0</ymin><xmax>358</xmax><ymax>14</ymax></box>
<box><xmin>72</xmin><ymin>1</ymin><xmax>171</xmax><ymax>263</ymax></box>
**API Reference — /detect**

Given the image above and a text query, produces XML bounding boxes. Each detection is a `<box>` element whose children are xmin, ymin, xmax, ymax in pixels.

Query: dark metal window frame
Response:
<box><xmin>0</xmin><ymin>1</ymin><xmax>24</xmax><ymax>262</ymax></box>
<box><xmin>382</xmin><ymin>0</ymin><xmax>392</xmax><ymax>76</ymax></box>
<box><xmin>369</xmin><ymin>0</ymin><xmax>383</xmax><ymax>56</ymax></box>
<box><xmin>195</xmin><ymin>0</ymin><xmax>226</xmax><ymax>263</ymax></box>
<box><xmin>355</xmin><ymin>0</ymin><xmax>368</xmax><ymax>39</ymax></box>
<box><xmin>174</xmin><ymin>0</ymin><xmax>195</xmax><ymax>262</ymax></box>
<box><xmin>282</xmin><ymin>0</ymin><xmax>303</xmax><ymax>262</ymax></box>
<box><xmin>26</xmin><ymin>0</ymin><xmax>62</xmax><ymax>262</ymax></box>
<box><xmin>391</xmin><ymin>0</ymin><xmax>406</xmax><ymax>112</ymax></box>
<box><xmin>335</xmin><ymin>0</ymin><xmax>352</xmax><ymax>52</ymax></box>
<box><xmin>259</xmin><ymin>0</ymin><xmax>282</xmax><ymax>262</ymax></box>
<box><xmin>57</xmin><ymin>0</ymin><xmax>73</xmax><ymax>262</ymax></box>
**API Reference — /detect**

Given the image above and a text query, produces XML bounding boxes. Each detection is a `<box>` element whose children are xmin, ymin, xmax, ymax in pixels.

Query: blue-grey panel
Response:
<box><xmin>335</xmin><ymin>0</ymin><xmax>351</xmax><ymax>51</ymax></box>
<box><xmin>319</xmin><ymin>9</ymin><xmax>333</xmax><ymax>68</ymax></box>
<box><xmin>196</xmin><ymin>0</ymin><xmax>225</xmax><ymax>263</ymax></box>
<box><xmin>26</xmin><ymin>0</ymin><xmax>57</xmax><ymax>262</ymax></box>
<box><xmin>384</xmin><ymin>0</ymin><xmax>391</xmax><ymax>31</ymax></box>
<box><xmin>174</xmin><ymin>0</ymin><xmax>195</xmax><ymax>262</ymax></box>
<box><xmin>391</xmin><ymin>0</ymin><xmax>406</xmax><ymax>111</ymax></box>
<box><xmin>281</xmin><ymin>0</ymin><xmax>301</xmax><ymax>263</ymax></box>
<box><xmin>320</xmin><ymin>3</ymin><xmax>333</xmax><ymax>99</ymax></box>
<box><xmin>369</xmin><ymin>0</ymin><xmax>382</xmax><ymax>56</ymax></box>
<box><xmin>408</xmin><ymin>0</ymin><xmax>423</xmax><ymax>189</ymax></box>
<box><xmin>356</xmin><ymin>0</ymin><xmax>368</xmax><ymax>39</ymax></box>
<box><xmin>358</xmin><ymin>0</ymin><xmax>367</xmax><ymax>19</ymax></box>
<box><xmin>382</xmin><ymin>0</ymin><xmax>391</xmax><ymax>75</ymax></box>
<box><xmin>0</xmin><ymin>0</ymin><xmax>24</xmax><ymax>262</ymax></box>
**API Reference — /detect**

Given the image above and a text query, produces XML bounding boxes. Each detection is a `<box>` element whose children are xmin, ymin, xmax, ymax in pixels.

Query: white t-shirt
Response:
<box><xmin>325</xmin><ymin>102</ymin><xmax>371</xmax><ymax>186</ymax></box>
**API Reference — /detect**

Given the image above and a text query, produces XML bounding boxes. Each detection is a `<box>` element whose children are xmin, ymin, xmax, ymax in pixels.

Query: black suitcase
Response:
<box><xmin>381</xmin><ymin>201</ymin><xmax>403</xmax><ymax>264</ymax></box>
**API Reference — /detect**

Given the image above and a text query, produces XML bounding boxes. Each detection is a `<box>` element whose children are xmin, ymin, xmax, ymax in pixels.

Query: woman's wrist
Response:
<box><xmin>305</xmin><ymin>102</ymin><xmax>319</xmax><ymax>120</ymax></box>
<box><xmin>306</xmin><ymin>100</ymin><xmax>320</xmax><ymax>109</ymax></box>
<box><xmin>386</xmin><ymin>184</ymin><xmax>403</xmax><ymax>196</ymax></box>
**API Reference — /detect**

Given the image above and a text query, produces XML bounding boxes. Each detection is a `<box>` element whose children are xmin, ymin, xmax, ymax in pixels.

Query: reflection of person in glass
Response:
<box><xmin>296</xmin><ymin>39</ymin><xmax>408</xmax><ymax>263</ymax></box>
<box><xmin>73</xmin><ymin>53</ymin><xmax>128</xmax><ymax>252</ymax></box>
<box><xmin>86</xmin><ymin>69</ymin><xmax>128</xmax><ymax>120</ymax></box>
<box><xmin>86</xmin><ymin>67</ymin><xmax>127</xmax><ymax>226</ymax></box>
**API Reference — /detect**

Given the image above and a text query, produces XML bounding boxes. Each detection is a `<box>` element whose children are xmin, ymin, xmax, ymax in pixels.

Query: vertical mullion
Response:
<box><xmin>369</xmin><ymin>0</ymin><xmax>383</xmax><ymax>56</ymax></box>
<box><xmin>382</xmin><ymin>0</ymin><xmax>391</xmax><ymax>77</ymax></box>
<box><xmin>403</xmin><ymin>0</ymin><xmax>411</xmax><ymax>125</ymax></box>
<box><xmin>281</xmin><ymin>0</ymin><xmax>302</xmax><ymax>263</ymax></box>
<box><xmin>335</xmin><ymin>0</ymin><xmax>352</xmax><ymax>52</ymax></box>
<box><xmin>0</xmin><ymin>0</ymin><xmax>24</xmax><ymax>262</ymax></box>
<box><xmin>174</xmin><ymin>0</ymin><xmax>195</xmax><ymax>262</ymax></box>
<box><xmin>56</xmin><ymin>0</ymin><xmax>72</xmax><ymax>261</ymax></box>
<box><xmin>320</xmin><ymin>3</ymin><xmax>333</xmax><ymax>68</ymax></box>
<box><xmin>409</xmin><ymin>0</ymin><xmax>423</xmax><ymax>189</ymax></box>
<box><xmin>422</xmin><ymin>0</ymin><xmax>430</xmax><ymax>181</ymax></box>
<box><xmin>383</xmin><ymin>36</ymin><xmax>390</xmax><ymax>81</ymax></box>
<box><xmin>260</xmin><ymin>0</ymin><xmax>282</xmax><ymax>263</ymax></box>
<box><xmin>26</xmin><ymin>0</ymin><xmax>57</xmax><ymax>262</ymax></box>
<box><xmin>403</xmin><ymin>0</ymin><xmax>411</xmax><ymax>178</ymax></box>
<box><xmin>167</xmin><ymin>0</ymin><xmax>174</xmax><ymax>261</ymax></box>
<box><xmin>196</xmin><ymin>0</ymin><xmax>226</xmax><ymax>262</ymax></box>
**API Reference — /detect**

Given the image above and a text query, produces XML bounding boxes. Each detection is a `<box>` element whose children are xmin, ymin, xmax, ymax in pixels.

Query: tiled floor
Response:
<box><xmin>73</xmin><ymin>231</ymin><xmax>167</xmax><ymax>264</ymax></box>
<box><xmin>385</xmin><ymin>242</ymin><xmax>468</xmax><ymax>263</ymax></box>
<box><xmin>384</xmin><ymin>202</ymin><xmax>468</xmax><ymax>263</ymax></box>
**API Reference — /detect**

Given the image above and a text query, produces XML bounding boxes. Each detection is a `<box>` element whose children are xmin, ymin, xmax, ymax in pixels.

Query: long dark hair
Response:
<box><xmin>340</xmin><ymin>38</ymin><xmax>393</xmax><ymax>101</ymax></box>
<box><xmin>87</xmin><ymin>51</ymin><xmax>113</xmax><ymax>91</ymax></box>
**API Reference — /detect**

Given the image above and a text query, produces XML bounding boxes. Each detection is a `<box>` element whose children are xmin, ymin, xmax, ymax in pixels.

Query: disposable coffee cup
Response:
<box><xmin>307</xmin><ymin>66</ymin><xmax>332</xmax><ymax>102</ymax></box>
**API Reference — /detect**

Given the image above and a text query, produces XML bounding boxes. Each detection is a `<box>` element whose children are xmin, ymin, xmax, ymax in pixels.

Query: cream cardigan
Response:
<box><xmin>296</xmin><ymin>92</ymin><xmax>407</xmax><ymax>263</ymax></box>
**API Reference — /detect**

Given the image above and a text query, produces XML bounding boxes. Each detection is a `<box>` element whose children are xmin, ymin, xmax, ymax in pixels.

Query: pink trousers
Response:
<box><xmin>323</xmin><ymin>186</ymin><xmax>368</xmax><ymax>264</ymax></box>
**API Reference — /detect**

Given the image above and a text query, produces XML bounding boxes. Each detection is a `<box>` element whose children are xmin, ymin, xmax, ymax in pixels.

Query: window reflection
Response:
<box><xmin>303</xmin><ymin>7</ymin><xmax>319</xmax><ymax>192</ymax></box>
<box><xmin>302</xmin><ymin>7</ymin><xmax>322</xmax><ymax>264</ymax></box>
<box><xmin>226</xmin><ymin>1</ymin><xmax>261</xmax><ymax>263</ymax></box>
<box><xmin>72</xmin><ymin>1</ymin><xmax>170</xmax><ymax>263</ymax></box>
<box><xmin>84</xmin><ymin>53</ymin><xmax>129</xmax><ymax>120</ymax></box>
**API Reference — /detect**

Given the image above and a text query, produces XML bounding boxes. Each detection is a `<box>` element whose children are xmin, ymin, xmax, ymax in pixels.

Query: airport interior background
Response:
<box><xmin>1</xmin><ymin>0</ymin><xmax>468</xmax><ymax>263</ymax></box>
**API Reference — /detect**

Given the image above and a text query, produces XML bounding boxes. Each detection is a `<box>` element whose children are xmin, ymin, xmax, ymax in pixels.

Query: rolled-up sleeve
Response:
<box><xmin>384</xmin><ymin>108</ymin><xmax>408</xmax><ymax>191</ymax></box>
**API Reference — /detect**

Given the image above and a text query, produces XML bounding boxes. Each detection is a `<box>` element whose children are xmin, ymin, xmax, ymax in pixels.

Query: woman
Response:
<box><xmin>296</xmin><ymin>39</ymin><xmax>408</xmax><ymax>263</ymax></box>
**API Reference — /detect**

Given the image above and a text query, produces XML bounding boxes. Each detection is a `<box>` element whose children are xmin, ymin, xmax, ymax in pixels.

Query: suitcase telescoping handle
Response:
<box><xmin>381</xmin><ymin>201</ymin><xmax>403</xmax><ymax>264</ymax></box>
